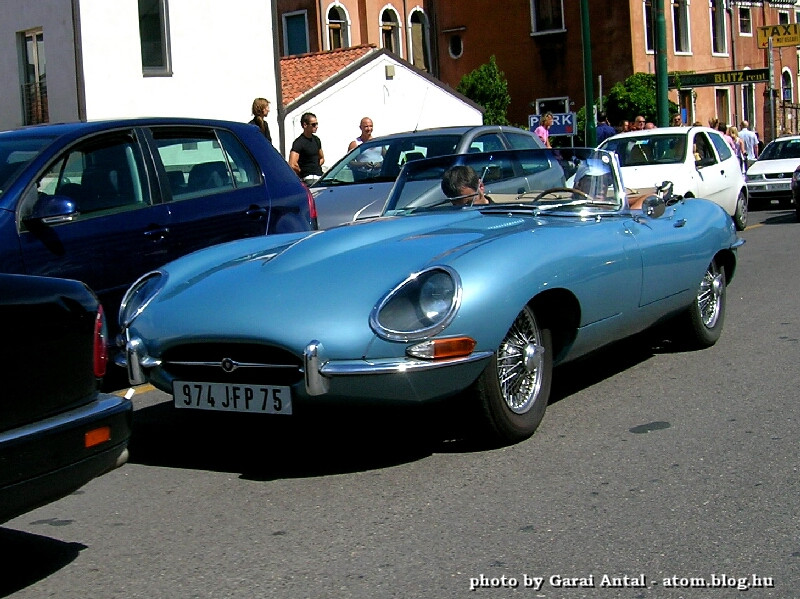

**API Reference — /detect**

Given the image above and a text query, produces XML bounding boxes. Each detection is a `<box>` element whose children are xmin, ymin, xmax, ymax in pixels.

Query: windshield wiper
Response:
<box><xmin>533</xmin><ymin>198</ymin><xmax>619</xmax><ymax>212</ymax></box>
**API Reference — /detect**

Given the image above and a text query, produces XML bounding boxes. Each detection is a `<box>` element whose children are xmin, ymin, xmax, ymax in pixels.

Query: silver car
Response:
<box><xmin>311</xmin><ymin>125</ymin><xmax>545</xmax><ymax>229</ymax></box>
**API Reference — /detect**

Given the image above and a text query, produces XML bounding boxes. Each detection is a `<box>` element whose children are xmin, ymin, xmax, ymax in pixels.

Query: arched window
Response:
<box><xmin>448</xmin><ymin>34</ymin><xmax>463</xmax><ymax>59</ymax></box>
<box><xmin>327</xmin><ymin>4</ymin><xmax>350</xmax><ymax>50</ymax></box>
<box><xmin>408</xmin><ymin>9</ymin><xmax>431</xmax><ymax>71</ymax></box>
<box><xmin>381</xmin><ymin>8</ymin><xmax>401</xmax><ymax>57</ymax></box>
<box><xmin>782</xmin><ymin>69</ymin><xmax>794</xmax><ymax>103</ymax></box>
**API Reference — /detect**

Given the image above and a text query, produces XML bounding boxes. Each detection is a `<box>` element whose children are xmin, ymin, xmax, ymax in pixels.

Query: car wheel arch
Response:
<box><xmin>530</xmin><ymin>288</ymin><xmax>580</xmax><ymax>363</ymax></box>
<box><xmin>713</xmin><ymin>249</ymin><xmax>738</xmax><ymax>286</ymax></box>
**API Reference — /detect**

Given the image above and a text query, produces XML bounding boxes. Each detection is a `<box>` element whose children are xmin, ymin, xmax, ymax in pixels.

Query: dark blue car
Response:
<box><xmin>0</xmin><ymin>118</ymin><xmax>317</xmax><ymax>345</ymax></box>
<box><xmin>0</xmin><ymin>273</ymin><xmax>132</xmax><ymax>524</ymax></box>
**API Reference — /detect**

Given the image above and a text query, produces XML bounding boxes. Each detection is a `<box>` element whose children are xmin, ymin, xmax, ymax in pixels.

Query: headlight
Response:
<box><xmin>370</xmin><ymin>267</ymin><xmax>461</xmax><ymax>342</ymax></box>
<box><xmin>119</xmin><ymin>271</ymin><xmax>165</xmax><ymax>328</ymax></box>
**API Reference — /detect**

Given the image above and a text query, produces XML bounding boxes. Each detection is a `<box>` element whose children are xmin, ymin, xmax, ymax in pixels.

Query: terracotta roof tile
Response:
<box><xmin>280</xmin><ymin>44</ymin><xmax>377</xmax><ymax>106</ymax></box>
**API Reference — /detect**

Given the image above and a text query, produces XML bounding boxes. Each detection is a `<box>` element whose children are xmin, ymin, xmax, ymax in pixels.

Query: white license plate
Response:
<box><xmin>766</xmin><ymin>182</ymin><xmax>789</xmax><ymax>191</ymax></box>
<box><xmin>172</xmin><ymin>381</ymin><xmax>292</xmax><ymax>415</ymax></box>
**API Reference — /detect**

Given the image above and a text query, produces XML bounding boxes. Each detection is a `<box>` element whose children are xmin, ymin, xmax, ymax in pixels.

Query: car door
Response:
<box><xmin>144</xmin><ymin>126</ymin><xmax>269</xmax><ymax>262</ymax></box>
<box><xmin>16</xmin><ymin>129</ymin><xmax>171</xmax><ymax>317</ymax></box>
<box><xmin>691</xmin><ymin>130</ymin><xmax>730</xmax><ymax>203</ymax></box>
<box><xmin>623</xmin><ymin>203</ymin><xmax>705</xmax><ymax>308</ymax></box>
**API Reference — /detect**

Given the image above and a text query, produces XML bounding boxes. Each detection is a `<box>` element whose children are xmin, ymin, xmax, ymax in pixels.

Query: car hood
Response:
<box><xmin>312</xmin><ymin>182</ymin><xmax>394</xmax><ymax>229</ymax></box>
<box><xmin>131</xmin><ymin>211</ymin><xmax>548</xmax><ymax>357</ymax></box>
<box><xmin>745</xmin><ymin>158</ymin><xmax>800</xmax><ymax>177</ymax></box>
<box><xmin>618</xmin><ymin>164</ymin><xmax>691</xmax><ymax>191</ymax></box>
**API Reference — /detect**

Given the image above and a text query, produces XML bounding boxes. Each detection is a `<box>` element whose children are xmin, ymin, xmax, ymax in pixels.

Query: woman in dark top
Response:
<box><xmin>249</xmin><ymin>97</ymin><xmax>272</xmax><ymax>144</ymax></box>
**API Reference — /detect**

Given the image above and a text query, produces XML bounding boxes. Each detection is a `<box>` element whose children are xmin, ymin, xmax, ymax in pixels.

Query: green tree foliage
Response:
<box><xmin>604</xmin><ymin>72</ymin><xmax>677</xmax><ymax>126</ymax></box>
<box><xmin>575</xmin><ymin>73</ymin><xmax>678</xmax><ymax>143</ymax></box>
<box><xmin>456</xmin><ymin>56</ymin><xmax>511</xmax><ymax>126</ymax></box>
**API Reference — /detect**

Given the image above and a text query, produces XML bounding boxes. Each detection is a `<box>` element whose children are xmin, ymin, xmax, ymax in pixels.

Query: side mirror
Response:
<box><xmin>641</xmin><ymin>195</ymin><xmax>666</xmax><ymax>218</ymax></box>
<box><xmin>23</xmin><ymin>195</ymin><xmax>79</xmax><ymax>225</ymax></box>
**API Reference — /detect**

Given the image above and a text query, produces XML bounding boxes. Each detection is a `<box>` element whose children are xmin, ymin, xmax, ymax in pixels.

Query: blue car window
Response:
<box><xmin>152</xmin><ymin>131</ymin><xmax>234</xmax><ymax>199</ymax></box>
<box><xmin>216</xmin><ymin>129</ymin><xmax>260</xmax><ymax>188</ymax></box>
<box><xmin>32</xmin><ymin>135</ymin><xmax>149</xmax><ymax>217</ymax></box>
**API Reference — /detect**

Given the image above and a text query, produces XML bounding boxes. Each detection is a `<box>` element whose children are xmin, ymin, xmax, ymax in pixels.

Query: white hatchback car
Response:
<box><xmin>599</xmin><ymin>126</ymin><xmax>748</xmax><ymax>230</ymax></box>
<box><xmin>745</xmin><ymin>134</ymin><xmax>800</xmax><ymax>209</ymax></box>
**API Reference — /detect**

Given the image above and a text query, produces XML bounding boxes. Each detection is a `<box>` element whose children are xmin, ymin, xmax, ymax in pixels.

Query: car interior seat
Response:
<box><xmin>403</xmin><ymin>152</ymin><xmax>425</xmax><ymax>163</ymax></box>
<box><xmin>188</xmin><ymin>161</ymin><xmax>232</xmax><ymax>192</ymax></box>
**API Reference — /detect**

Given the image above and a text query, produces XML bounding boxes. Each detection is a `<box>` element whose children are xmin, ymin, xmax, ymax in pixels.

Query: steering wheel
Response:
<box><xmin>533</xmin><ymin>187</ymin><xmax>593</xmax><ymax>202</ymax></box>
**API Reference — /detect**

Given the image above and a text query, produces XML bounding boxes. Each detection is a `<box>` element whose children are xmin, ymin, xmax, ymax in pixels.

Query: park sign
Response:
<box><xmin>668</xmin><ymin>69</ymin><xmax>769</xmax><ymax>89</ymax></box>
<box><xmin>528</xmin><ymin>112</ymin><xmax>576</xmax><ymax>137</ymax></box>
<box><xmin>757</xmin><ymin>23</ymin><xmax>800</xmax><ymax>48</ymax></box>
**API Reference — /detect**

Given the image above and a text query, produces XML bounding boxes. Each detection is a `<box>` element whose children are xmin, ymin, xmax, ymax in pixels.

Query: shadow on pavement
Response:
<box><xmin>125</xmin><ymin>333</ymin><xmax>684</xmax><ymax>477</ymax></box>
<box><xmin>0</xmin><ymin>528</ymin><xmax>85</xmax><ymax>597</ymax></box>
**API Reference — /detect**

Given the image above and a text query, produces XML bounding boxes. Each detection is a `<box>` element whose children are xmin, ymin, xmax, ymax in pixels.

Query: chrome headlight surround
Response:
<box><xmin>370</xmin><ymin>266</ymin><xmax>462</xmax><ymax>342</ymax></box>
<box><xmin>119</xmin><ymin>271</ymin><xmax>166</xmax><ymax>329</ymax></box>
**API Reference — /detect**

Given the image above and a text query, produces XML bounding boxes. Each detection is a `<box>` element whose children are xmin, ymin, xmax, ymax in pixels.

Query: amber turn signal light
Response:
<box><xmin>85</xmin><ymin>426</ymin><xmax>111</xmax><ymax>448</ymax></box>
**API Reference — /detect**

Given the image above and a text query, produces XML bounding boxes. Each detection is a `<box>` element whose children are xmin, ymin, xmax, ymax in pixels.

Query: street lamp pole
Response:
<box><xmin>655</xmin><ymin>0</ymin><xmax>670</xmax><ymax>126</ymax></box>
<box><xmin>580</xmin><ymin>0</ymin><xmax>596</xmax><ymax>146</ymax></box>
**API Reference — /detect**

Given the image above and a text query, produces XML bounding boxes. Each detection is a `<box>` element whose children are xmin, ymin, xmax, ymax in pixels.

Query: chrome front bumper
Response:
<box><xmin>120</xmin><ymin>336</ymin><xmax>492</xmax><ymax>397</ymax></box>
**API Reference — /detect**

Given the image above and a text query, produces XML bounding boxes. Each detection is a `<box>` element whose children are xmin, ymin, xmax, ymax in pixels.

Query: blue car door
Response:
<box><xmin>623</xmin><ymin>202</ymin><xmax>705</xmax><ymax>307</ymax></box>
<box><xmin>16</xmin><ymin>130</ymin><xmax>171</xmax><ymax>316</ymax></box>
<box><xmin>144</xmin><ymin>126</ymin><xmax>269</xmax><ymax>263</ymax></box>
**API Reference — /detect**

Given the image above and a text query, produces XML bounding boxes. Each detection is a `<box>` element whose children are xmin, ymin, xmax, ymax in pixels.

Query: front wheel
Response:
<box><xmin>733</xmin><ymin>190</ymin><xmax>748</xmax><ymax>231</ymax></box>
<box><xmin>677</xmin><ymin>260</ymin><xmax>726</xmax><ymax>348</ymax></box>
<box><xmin>471</xmin><ymin>306</ymin><xmax>552</xmax><ymax>445</ymax></box>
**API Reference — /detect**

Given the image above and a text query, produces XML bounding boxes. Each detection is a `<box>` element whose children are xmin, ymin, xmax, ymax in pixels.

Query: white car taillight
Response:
<box><xmin>93</xmin><ymin>305</ymin><xmax>108</xmax><ymax>378</ymax></box>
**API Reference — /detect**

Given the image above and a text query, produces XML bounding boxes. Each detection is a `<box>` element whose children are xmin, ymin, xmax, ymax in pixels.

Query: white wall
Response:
<box><xmin>283</xmin><ymin>54</ymin><xmax>483</xmax><ymax>167</ymax></box>
<box><xmin>78</xmin><ymin>0</ymin><xmax>279</xmax><ymax>129</ymax></box>
<box><xmin>0</xmin><ymin>0</ymin><xmax>280</xmax><ymax>135</ymax></box>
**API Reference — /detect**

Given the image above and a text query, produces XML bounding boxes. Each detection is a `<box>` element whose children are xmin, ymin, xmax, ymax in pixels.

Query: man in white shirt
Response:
<box><xmin>739</xmin><ymin>120</ymin><xmax>759</xmax><ymax>169</ymax></box>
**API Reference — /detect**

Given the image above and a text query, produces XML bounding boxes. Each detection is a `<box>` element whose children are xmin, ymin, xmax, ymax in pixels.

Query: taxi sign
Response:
<box><xmin>757</xmin><ymin>23</ymin><xmax>800</xmax><ymax>48</ymax></box>
<box><xmin>528</xmin><ymin>112</ymin><xmax>576</xmax><ymax>137</ymax></box>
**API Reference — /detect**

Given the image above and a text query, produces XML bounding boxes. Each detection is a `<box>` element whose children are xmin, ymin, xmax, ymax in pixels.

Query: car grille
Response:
<box><xmin>160</xmin><ymin>343</ymin><xmax>303</xmax><ymax>385</ymax></box>
<box><xmin>763</xmin><ymin>172</ymin><xmax>789</xmax><ymax>180</ymax></box>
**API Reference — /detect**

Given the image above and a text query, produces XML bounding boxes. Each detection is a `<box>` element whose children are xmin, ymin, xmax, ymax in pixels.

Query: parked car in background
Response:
<box><xmin>118</xmin><ymin>148</ymin><xmax>743</xmax><ymax>447</ymax></box>
<box><xmin>598</xmin><ymin>126</ymin><xmax>748</xmax><ymax>230</ymax></box>
<box><xmin>311</xmin><ymin>125</ymin><xmax>545</xmax><ymax>228</ymax></box>
<box><xmin>0</xmin><ymin>273</ymin><xmax>132</xmax><ymax>524</ymax></box>
<box><xmin>745</xmin><ymin>135</ymin><xmax>800</xmax><ymax>209</ymax></box>
<box><xmin>790</xmin><ymin>164</ymin><xmax>800</xmax><ymax>220</ymax></box>
<box><xmin>0</xmin><ymin>118</ymin><xmax>317</xmax><ymax>347</ymax></box>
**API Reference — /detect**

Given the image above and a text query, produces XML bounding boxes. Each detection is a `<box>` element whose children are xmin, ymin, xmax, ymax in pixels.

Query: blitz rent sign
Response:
<box><xmin>668</xmin><ymin>69</ymin><xmax>769</xmax><ymax>89</ymax></box>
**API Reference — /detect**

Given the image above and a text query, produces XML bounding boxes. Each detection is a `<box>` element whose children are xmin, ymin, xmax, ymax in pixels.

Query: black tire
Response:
<box><xmin>734</xmin><ymin>190</ymin><xmax>748</xmax><ymax>231</ymax></box>
<box><xmin>678</xmin><ymin>260</ymin><xmax>726</xmax><ymax>348</ymax></box>
<box><xmin>472</xmin><ymin>306</ymin><xmax>552</xmax><ymax>445</ymax></box>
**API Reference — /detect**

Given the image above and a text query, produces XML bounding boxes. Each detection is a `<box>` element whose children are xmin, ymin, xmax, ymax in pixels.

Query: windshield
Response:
<box><xmin>0</xmin><ymin>134</ymin><xmax>55</xmax><ymax>198</ymax></box>
<box><xmin>383</xmin><ymin>148</ymin><xmax>625</xmax><ymax>216</ymax></box>
<box><xmin>315</xmin><ymin>134</ymin><xmax>462</xmax><ymax>186</ymax></box>
<box><xmin>600</xmin><ymin>134</ymin><xmax>687</xmax><ymax>166</ymax></box>
<box><xmin>759</xmin><ymin>138</ymin><xmax>800</xmax><ymax>161</ymax></box>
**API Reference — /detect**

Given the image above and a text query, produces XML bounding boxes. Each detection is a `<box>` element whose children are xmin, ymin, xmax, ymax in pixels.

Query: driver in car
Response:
<box><xmin>441</xmin><ymin>165</ymin><xmax>493</xmax><ymax>206</ymax></box>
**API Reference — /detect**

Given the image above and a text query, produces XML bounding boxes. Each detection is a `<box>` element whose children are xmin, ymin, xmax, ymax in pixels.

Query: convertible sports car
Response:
<box><xmin>118</xmin><ymin>148</ymin><xmax>743</xmax><ymax>445</ymax></box>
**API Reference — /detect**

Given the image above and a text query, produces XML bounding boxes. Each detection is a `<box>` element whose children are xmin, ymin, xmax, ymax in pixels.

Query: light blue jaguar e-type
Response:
<box><xmin>118</xmin><ymin>148</ymin><xmax>744</xmax><ymax>446</ymax></box>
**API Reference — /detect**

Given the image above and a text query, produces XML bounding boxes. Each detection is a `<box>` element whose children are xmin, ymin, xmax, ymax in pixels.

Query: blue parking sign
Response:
<box><xmin>528</xmin><ymin>112</ymin><xmax>576</xmax><ymax>137</ymax></box>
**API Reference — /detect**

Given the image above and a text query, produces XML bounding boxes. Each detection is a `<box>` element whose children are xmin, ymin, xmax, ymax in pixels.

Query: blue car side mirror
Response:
<box><xmin>25</xmin><ymin>195</ymin><xmax>78</xmax><ymax>224</ymax></box>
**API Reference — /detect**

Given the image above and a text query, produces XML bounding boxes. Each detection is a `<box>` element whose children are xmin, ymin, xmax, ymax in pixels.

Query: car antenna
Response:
<box><xmin>413</xmin><ymin>87</ymin><xmax>429</xmax><ymax>133</ymax></box>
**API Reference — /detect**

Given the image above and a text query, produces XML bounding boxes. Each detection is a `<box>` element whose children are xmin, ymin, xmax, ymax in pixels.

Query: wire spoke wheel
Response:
<box><xmin>697</xmin><ymin>262</ymin><xmax>724</xmax><ymax>329</ymax></box>
<box><xmin>497</xmin><ymin>309</ymin><xmax>545</xmax><ymax>414</ymax></box>
<box><xmin>473</xmin><ymin>305</ymin><xmax>552</xmax><ymax>445</ymax></box>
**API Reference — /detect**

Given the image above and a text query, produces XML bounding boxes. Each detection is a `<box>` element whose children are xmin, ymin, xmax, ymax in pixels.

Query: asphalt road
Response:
<box><xmin>2</xmin><ymin>208</ymin><xmax>798</xmax><ymax>599</ymax></box>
